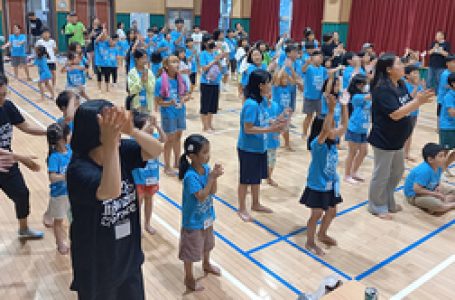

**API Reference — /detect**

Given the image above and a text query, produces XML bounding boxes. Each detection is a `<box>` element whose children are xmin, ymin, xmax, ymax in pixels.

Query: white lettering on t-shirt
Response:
<box><xmin>100</xmin><ymin>181</ymin><xmax>137</xmax><ymax>227</ymax></box>
<box><xmin>0</xmin><ymin>123</ymin><xmax>12</xmax><ymax>149</ymax></box>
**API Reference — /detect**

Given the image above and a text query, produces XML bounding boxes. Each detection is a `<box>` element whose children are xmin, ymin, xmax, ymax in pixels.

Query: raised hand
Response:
<box><xmin>98</xmin><ymin>106</ymin><xmax>127</xmax><ymax>147</ymax></box>
<box><xmin>210</xmin><ymin>163</ymin><xmax>224</xmax><ymax>178</ymax></box>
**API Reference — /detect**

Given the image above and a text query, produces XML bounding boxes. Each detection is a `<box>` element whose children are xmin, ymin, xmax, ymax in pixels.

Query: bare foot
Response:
<box><xmin>164</xmin><ymin>168</ymin><xmax>176</xmax><ymax>176</ymax></box>
<box><xmin>251</xmin><ymin>205</ymin><xmax>273</xmax><ymax>213</ymax></box>
<box><xmin>185</xmin><ymin>278</ymin><xmax>204</xmax><ymax>292</ymax></box>
<box><xmin>267</xmin><ymin>178</ymin><xmax>279</xmax><ymax>187</ymax></box>
<box><xmin>42</xmin><ymin>214</ymin><xmax>53</xmax><ymax>228</ymax></box>
<box><xmin>305</xmin><ymin>242</ymin><xmax>325</xmax><ymax>256</ymax></box>
<box><xmin>344</xmin><ymin>176</ymin><xmax>358</xmax><ymax>185</ymax></box>
<box><xmin>352</xmin><ymin>175</ymin><xmax>365</xmax><ymax>182</ymax></box>
<box><xmin>285</xmin><ymin>146</ymin><xmax>295</xmax><ymax>152</ymax></box>
<box><xmin>237</xmin><ymin>210</ymin><xmax>253</xmax><ymax>222</ymax></box>
<box><xmin>57</xmin><ymin>242</ymin><xmax>70</xmax><ymax>255</ymax></box>
<box><xmin>377</xmin><ymin>213</ymin><xmax>393</xmax><ymax>220</ymax></box>
<box><xmin>209</xmin><ymin>127</ymin><xmax>216</xmax><ymax>131</ymax></box>
<box><xmin>318</xmin><ymin>234</ymin><xmax>338</xmax><ymax>246</ymax></box>
<box><xmin>145</xmin><ymin>225</ymin><xmax>156</xmax><ymax>235</ymax></box>
<box><xmin>389</xmin><ymin>204</ymin><xmax>403</xmax><ymax>213</ymax></box>
<box><xmin>203</xmin><ymin>264</ymin><xmax>221</xmax><ymax>276</ymax></box>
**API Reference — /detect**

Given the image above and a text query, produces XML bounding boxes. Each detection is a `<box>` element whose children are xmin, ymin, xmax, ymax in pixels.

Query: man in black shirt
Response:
<box><xmin>28</xmin><ymin>12</ymin><xmax>43</xmax><ymax>50</ymax></box>
<box><xmin>0</xmin><ymin>74</ymin><xmax>47</xmax><ymax>239</ymax></box>
<box><xmin>428</xmin><ymin>31</ymin><xmax>451</xmax><ymax>93</ymax></box>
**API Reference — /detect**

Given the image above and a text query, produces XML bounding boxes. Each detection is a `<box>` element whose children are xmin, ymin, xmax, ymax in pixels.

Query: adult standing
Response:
<box><xmin>0</xmin><ymin>75</ymin><xmax>46</xmax><ymax>239</ymax></box>
<box><xmin>27</xmin><ymin>12</ymin><xmax>43</xmax><ymax>51</ymax></box>
<box><xmin>367</xmin><ymin>54</ymin><xmax>434</xmax><ymax>220</ymax></box>
<box><xmin>234</xmin><ymin>23</ymin><xmax>248</xmax><ymax>40</ymax></box>
<box><xmin>65</xmin><ymin>12</ymin><xmax>87</xmax><ymax>49</ymax></box>
<box><xmin>87</xmin><ymin>17</ymin><xmax>103</xmax><ymax>77</ymax></box>
<box><xmin>427</xmin><ymin>31</ymin><xmax>451</xmax><ymax>93</ymax></box>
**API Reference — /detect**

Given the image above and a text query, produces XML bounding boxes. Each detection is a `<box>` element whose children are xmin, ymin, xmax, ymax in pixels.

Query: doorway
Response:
<box><xmin>167</xmin><ymin>9</ymin><xmax>193</xmax><ymax>31</ymax></box>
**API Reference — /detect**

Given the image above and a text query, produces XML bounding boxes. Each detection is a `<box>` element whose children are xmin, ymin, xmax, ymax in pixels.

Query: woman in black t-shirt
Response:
<box><xmin>67</xmin><ymin>100</ymin><xmax>162</xmax><ymax>299</ymax></box>
<box><xmin>367</xmin><ymin>54</ymin><xmax>434</xmax><ymax>220</ymax></box>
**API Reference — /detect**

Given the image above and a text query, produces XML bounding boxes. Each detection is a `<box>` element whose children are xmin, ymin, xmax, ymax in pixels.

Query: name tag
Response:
<box><xmin>326</xmin><ymin>180</ymin><xmax>333</xmax><ymax>191</ymax></box>
<box><xmin>145</xmin><ymin>177</ymin><xmax>158</xmax><ymax>186</ymax></box>
<box><xmin>203</xmin><ymin>217</ymin><xmax>213</xmax><ymax>230</ymax></box>
<box><xmin>115</xmin><ymin>220</ymin><xmax>131</xmax><ymax>240</ymax></box>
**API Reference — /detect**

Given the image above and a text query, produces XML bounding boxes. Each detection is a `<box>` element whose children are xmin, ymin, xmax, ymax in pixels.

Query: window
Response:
<box><xmin>219</xmin><ymin>0</ymin><xmax>232</xmax><ymax>31</ymax></box>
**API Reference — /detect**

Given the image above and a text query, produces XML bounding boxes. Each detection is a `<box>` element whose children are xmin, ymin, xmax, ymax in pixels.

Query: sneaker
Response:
<box><xmin>18</xmin><ymin>228</ymin><xmax>44</xmax><ymax>239</ymax></box>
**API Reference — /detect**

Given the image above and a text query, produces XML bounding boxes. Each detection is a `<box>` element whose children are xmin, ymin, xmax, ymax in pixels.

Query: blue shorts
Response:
<box><xmin>290</xmin><ymin>85</ymin><xmax>297</xmax><ymax>112</ymax></box>
<box><xmin>161</xmin><ymin>114</ymin><xmax>186</xmax><ymax>134</ymax></box>
<box><xmin>345</xmin><ymin>130</ymin><xmax>368</xmax><ymax>143</ymax></box>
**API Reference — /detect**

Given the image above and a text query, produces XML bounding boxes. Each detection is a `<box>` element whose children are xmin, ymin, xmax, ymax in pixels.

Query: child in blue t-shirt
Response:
<box><xmin>178</xmin><ymin>134</ymin><xmax>223</xmax><ymax>292</ymax></box>
<box><xmin>131</xmin><ymin>113</ymin><xmax>166</xmax><ymax>235</ymax></box>
<box><xmin>437</xmin><ymin>56</ymin><xmax>455</xmax><ymax>127</ymax></box>
<box><xmin>300</xmin><ymin>90</ymin><xmax>348</xmax><ymax>256</ymax></box>
<box><xmin>61</xmin><ymin>51</ymin><xmax>90</xmax><ymax>100</ymax></box>
<box><xmin>404</xmin><ymin>65</ymin><xmax>425</xmax><ymax>162</ymax></box>
<box><xmin>344</xmin><ymin>74</ymin><xmax>370</xmax><ymax>184</ymax></box>
<box><xmin>117</xmin><ymin>37</ymin><xmax>129</xmax><ymax>68</ymax></box>
<box><xmin>154</xmin><ymin>55</ymin><xmax>189</xmax><ymax>176</ymax></box>
<box><xmin>404</xmin><ymin>143</ymin><xmax>455</xmax><ymax>214</ymax></box>
<box><xmin>266</xmin><ymin>98</ymin><xmax>281</xmax><ymax>187</ymax></box>
<box><xmin>2</xmin><ymin>24</ymin><xmax>31</xmax><ymax>80</ymax></box>
<box><xmin>302</xmin><ymin>50</ymin><xmax>328</xmax><ymax>137</ymax></box>
<box><xmin>185</xmin><ymin>38</ymin><xmax>198</xmax><ymax>93</ymax></box>
<box><xmin>55</xmin><ymin>90</ymin><xmax>80</xmax><ymax>134</ymax></box>
<box><xmin>440</xmin><ymin>72</ymin><xmax>455</xmax><ymax>176</ymax></box>
<box><xmin>45</xmin><ymin>122</ymin><xmax>72</xmax><ymax>255</ymax></box>
<box><xmin>272</xmin><ymin>67</ymin><xmax>293</xmax><ymax>150</ymax></box>
<box><xmin>33</xmin><ymin>45</ymin><xmax>54</xmax><ymax>101</ymax></box>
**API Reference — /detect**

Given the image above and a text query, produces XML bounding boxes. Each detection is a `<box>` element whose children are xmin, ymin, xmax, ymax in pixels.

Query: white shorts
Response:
<box><xmin>49</xmin><ymin>195</ymin><xmax>70</xmax><ymax>219</ymax></box>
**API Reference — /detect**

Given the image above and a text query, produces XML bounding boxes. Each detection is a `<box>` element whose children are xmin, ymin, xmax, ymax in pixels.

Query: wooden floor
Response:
<box><xmin>1</xmin><ymin>63</ymin><xmax>455</xmax><ymax>300</ymax></box>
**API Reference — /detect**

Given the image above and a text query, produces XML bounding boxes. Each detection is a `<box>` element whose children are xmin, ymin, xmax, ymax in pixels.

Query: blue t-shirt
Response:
<box><xmin>158</xmin><ymin>40</ymin><xmax>172</xmax><ymax>58</ymax></box>
<box><xmin>266</xmin><ymin>101</ymin><xmax>281</xmax><ymax>150</ymax></box>
<box><xmin>57</xmin><ymin>117</ymin><xmax>74</xmax><ymax>133</ymax></box>
<box><xmin>48</xmin><ymin>145</ymin><xmax>72</xmax><ymax>197</ymax></box>
<box><xmin>95</xmin><ymin>40</ymin><xmax>109</xmax><ymax>67</ymax></box>
<box><xmin>440</xmin><ymin>89</ymin><xmax>455</xmax><ymax>130</ymax></box>
<box><xmin>9</xmin><ymin>34</ymin><xmax>26</xmax><ymax>57</ymax></box>
<box><xmin>104</xmin><ymin>46</ymin><xmax>119</xmax><ymax>67</ymax></box>
<box><xmin>117</xmin><ymin>40</ymin><xmax>129</xmax><ymax>57</ymax></box>
<box><xmin>307</xmin><ymin>138</ymin><xmax>340</xmax><ymax>195</ymax></box>
<box><xmin>131</xmin><ymin>134</ymin><xmax>160</xmax><ymax>185</ymax></box>
<box><xmin>226</xmin><ymin>38</ymin><xmax>237</xmax><ymax>59</ymax></box>
<box><xmin>295</xmin><ymin>58</ymin><xmax>304</xmax><ymax>78</ymax></box>
<box><xmin>343</xmin><ymin>66</ymin><xmax>366</xmax><ymax>89</ymax></box>
<box><xmin>241</xmin><ymin>63</ymin><xmax>267</xmax><ymax>87</ymax></box>
<box><xmin>170</xmin><ymin>30</ymin><xmax>185</xmax><ymax>52</ymax></box>
<box><xmin>304</xmin><ymin>65</ymin><xmax>327</xmax><ymax>100</ymax></box>
<box><xmin>34</xmin><ymin>57</ymin><xmax>52</xmax><ymax>81</ymax></box>
<box><xmin>200</xmin><ymin>50</ymin><xmax>222</xmax><ymax>85</ymax></box>
<box><xmin>145</xmin><ymin>36</ymin><xmax>156</xmax><ymax>57</ymax></box>
<box><xmin>186</xmin><ymin>48</ymin><xmax>197</xmax><ymax>73</ymax></box>
<box><xmin>151</xmin><ymin>63</ymin><xmax>161</xmax><ymax>77</ymax></box>
<box><xmin>405</xmin><ymin>80</ymin><xmax>424</xmax><ymax>117</ymax></box>
<box><xmin>272</xmin><ymin>85</ymin><xmax>292</xmax><ymax>113</ymax></box>
<box><xmin>347</xmin><ymin>94</ymin><xmax>371</xmax><ymax>134</ymax></box>
<box><xmin>404</xmin><ymin>162</ymin><xmax>442</xmax><ymax>197</ymax></box>
<box><xmin>154</xmin><ymin>77</ymin><xmax>185</xmax><ymax>119</ymax></box>
<box><xmin>437</xmin><ymin>69</ymin><xmax>451</xmax><ymax>104</ymax></box>
<box><xmin>67</xmin><ymin>64</ymin><xmax>86</xmax><ymax>87</ymax></box>
<box><xmin>181</xmin><ymin>164</ymin><xmax>216</xmax><ymax>230</ymax></box>
<box><xmin>237</xmin><ymin>98</ymin><xmax>269</xmax><ymax>153</ymax></box>
<box><xmin>278</xmin><ymin>51</ymin><xmax>287</xmax><ymax>67</ymax></box>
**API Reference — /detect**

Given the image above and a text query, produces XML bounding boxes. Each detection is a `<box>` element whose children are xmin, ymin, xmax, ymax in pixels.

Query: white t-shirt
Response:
<box><xmin>191</xmin><ymin>32</ymin><xmax>203</xmax><ymax>43</ymax></box>
<box><xmin>35</xmin><ymin>39</ymin><xmax>57</xmax><ymax>63</ymax></box>
<box><xmin>116</xmin><ymin>29</ymin><xmax>126</xmax><ymax>39</ymax></box>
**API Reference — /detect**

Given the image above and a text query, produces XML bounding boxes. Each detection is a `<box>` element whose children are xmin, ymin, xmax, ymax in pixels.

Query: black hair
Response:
<box><xmin>304</xmin><ymin>43</ymin><xmax>315</xmax><ymax>50</ymax></box>
<box><xmin>405</xmin><ymin>64</ymin><xmax>419</xmax><ymax>75</ymax></box>
<box><xmin>185</xmin><ymin>37</ymin><xmax>194</xmax><ymax>43</ymax></box>
<box><xmin>237</xmin><ymin>37</ymin><xmax>248</xmax><ymax>48</ymax></box>
<box><xmin>357</xmin><ymin>50</ymin><xmax>366</xmax><ymax>58</ymax></box>
<box><xmin>245</xmin><ymin>69</ymin><xmax>271</xmax><ymax>103</ymax></box>
<box><xmin>56</xmin><ymin>90</ymin><xmax>77</xmax><ymax>110</ymax></box>
<box><xmin>175</xmin><ymin>18</ymin><xmax>184</xmax><ymax>24</ymax></box>
<box><xmin>151</xmin><ymin>51</ymin><xmax>162</xmax><ymax>64</ymax></box>
<box><xmin>132</xmin><ymin>110</ymin><xmax>149</xmax><ymax>129</ymax></box>
<box><xmin>111</xmin><ymin>34</ymin><xmax>119</xmax><ymax>40</ymax></box>
<box><xmin>147</xmin><ymin>28</ymin><xmax>153</xmax><ymax>33</ymax></box>
<box><xmin>422</xmin><ymin>143</ymin><xmax>444</xmax><ymax>162</ymax></box>
<box><xmin>448</xmin><ymin>72</ymin><xmax>455</xmax><ymax>88</ymax></box>
<box><xmin>46</xmin><ymin>122</ymin><xmax>70</xmax><ymax>162</ymax></box>
<box><xmin>193</xmin><ymin>25</ymin><xmax>200</xmax><ymax>29</ymax></box>
<box><xmin>0</xmin><ymin>74</ymin><xmax>8</xmax><ymax>86</ymax></box>
<box><xmin>41</xmin><ymin>27</ymin><xmax>50</xmax><ymax>33</ymax></box>
<box><xmin>178</xmin><ymin>134</ymin><xmax>210</xmax><ymax>180</ymax></box>
<box><xmin>117</xmin><ymin>22</ymin><xmax>123</xmax><ymax>29</ymax></box>
<box><xmin>67</xmin><ymin>51</ymin><xmax>77</xmax><ymax>61</ymax></box>
<box><xmin>71</xmin><ymin>100</ymin><xmax>113</xmax><ymax>156</ymax></box>
<box><xmin>303</xmin><ymin>27</ymin><xmax>314</xmax><ymax>39</ymax></box>
<box><xmin>68</xmin><ymin>41</ymin><xmax>81</xmax><ymax>53</ymax></box>
<box><xmin>35</xmin><ymin>45</ymin><xmax>49</xmax><ymax>59</ymax></box>
<box><xmin>311</xmin><ymin>50</ymin><xmax>322</xmax><ymax>57</ymax></box>
<box><xmin>307</xmin><ymin>117</ymin><xmax>324</xmax><ymax>150</ymax></box>
<box><xmin>285</xmin><ymin>44</ymin><xmax>298</xmax><ymax>54</ymax></box>
<box><xmin>226</xmin><ymin>29</ymin><xmax>234</xmax><ymax>34</ymax></box>
<box><xmin>446</xmin><ymin>55</ymin><xmax>455</xmax><ymax>63</ymax></box>
<box><xmin>133</xmin><ymin>48</ymin><xmax>147</xmax><ymax>60</ymax></box>
<box><xmin>174</xmin><ymin>47</ymin><xmax>187</xmax><ymax>63</ymax></box>
<box><xmin>201</xmin><ymin>34</ymin><xmax>213</xmax><ymax>51</ymax></box>
<box><xmin>342</xmin><ymin>51</ymin><xmax>355</xmax><ymax>66</ymax></box>
<box><xmin>28</xmin><ymin>12</ymin><xmax>35</xmax><ymax>17</ymax></box>
<box><xmin>322</xmin><ymin>76</ymin><xmax>340</xmax><ymax>96</ymax></box>
<box><xmin>322</xmin><ymin>33</ymin><xmax>332</xmax><ymax>43</ymax></box>
<box><xmin>371</xmin><ymin>53</ymin><xmax>398</xmax><ymax>90</ymax></box>
<box><xmin>347</xmin><ymin>74</ymin><xmax>368</xmax><ymax>97</ymax></box>
<box><xmin>14</xmin><ymin>24</ymin><xmax>22</xmax><ymax>30</ymax></box>
<box><xmin>212</xmin><ymin>29</ymin><xmax>222</xmax><ymax>41</ymax></box>
<box><xmin>247</xmin><ymin>48</ymin><xmax>263</xmax><ymax>65</ymax></box>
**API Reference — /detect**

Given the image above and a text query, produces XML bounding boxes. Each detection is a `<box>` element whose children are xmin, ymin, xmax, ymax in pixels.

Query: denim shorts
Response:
<box><xmin>161</xmin><ymin>114</ymin><xmax>186</xmax><ymax>134</ymax></box>
<box><xmin>345</xmin><ymin>130</ymin><xmax>368</xmax><ymax>143</ymax></box>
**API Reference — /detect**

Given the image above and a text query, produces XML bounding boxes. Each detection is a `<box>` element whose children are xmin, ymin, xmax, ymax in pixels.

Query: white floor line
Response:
<box><xmin>14</xmin><ymin>102</ymin><xmax>265</xmax><ymax>300</ymax></box>
<box><xmin>390</xmin><ymin>254</ymin><xmax>455</xmax><ymax>300</ymax></box>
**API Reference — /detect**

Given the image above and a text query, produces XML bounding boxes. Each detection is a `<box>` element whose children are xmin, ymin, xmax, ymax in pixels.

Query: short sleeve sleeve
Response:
<box><xmin>243</xmin><ymin>102</ymin><xmax>258</xmax><ymax>124</ymax></box>
<box><xmin>200</xmin><ymin>52</ymin><xmax>209</xmax><ymax>67</ymax></box>
<box><xmin>414</xmin><ymin>169</ymin><xmax>431</xmax><ymax>187</ymax></box>
<box><xmin>119</xmin><ymin>139</ymin><xmax>146</xmax><ymax>173</ymax></box>
<box><xmin>185</xmin><ymin>172</ymin><xmax>204</xmax><ymax>196</ymax></box>
<box><xmin>48</xmin><ymin>153</ymin><xmax>59</xmax><ymax>173</ymax></box>
<box><xmin>5</xmin><ymin>101</ymin><xmax>25</xmax><ymax>125</ymax></box>
<box><xmin>154</xmin><ymin>78</ymin><xmax>162</xmax><ymax>97</ymax></box>
<box><xmin>373</xmin><ymin>88</ymin><xmax>400</xmax><ymax>115</ymax></box>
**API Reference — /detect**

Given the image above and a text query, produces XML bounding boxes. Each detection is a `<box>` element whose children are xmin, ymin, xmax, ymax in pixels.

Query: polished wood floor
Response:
<box><xmin>1</xmin><ymin>63</ymin><xmax>454</xmax><ymax>299</ymax></box>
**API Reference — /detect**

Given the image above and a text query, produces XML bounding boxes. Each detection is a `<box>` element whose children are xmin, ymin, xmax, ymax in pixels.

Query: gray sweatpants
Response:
<box><xmin>368</xmin><ymin>146</ymin><xmax>405</xmax><ymax>214</ymax></box>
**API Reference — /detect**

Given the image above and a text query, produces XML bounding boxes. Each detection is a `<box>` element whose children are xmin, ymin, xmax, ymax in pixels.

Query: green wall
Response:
<box><xmin>57</xmin><ymin>12</ymin><xmax>68</xmax><ymax>52</ymax></box>
<box><xmin>194</xmin><ymin>16</ymin><xmax>201</xmax><ymax>27</ymax></box>
<box><xmin>150</xmin><ymin>14</ymin><xmax>165</xmax><ymax>28</ymax></box>
<box><xmin>322</xmin><ymin>22</ymin><xmax>349</xmax><ymax>46</ymax></box>
<box><xmin>0</xmin><ymin>12</ymin><xmax>3</xmax><ymax>36</ymax></box>
<box><xmin>116</xmin><ymin>13</ymin><xmax>131</xmax><ymax>32</ymax></box>
<box><xmin>231</xmin><ymin>18</ymin><xmax>250</xmax><ymax>33</ymax></box>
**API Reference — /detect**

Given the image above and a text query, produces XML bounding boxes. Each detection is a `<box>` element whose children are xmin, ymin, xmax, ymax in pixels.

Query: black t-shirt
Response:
<box><xmin>368</xmin><ymin>80</ymin><xmax>413</xmax><ymax>150</ymax></box>
<box><xmin>67</xmin><ymin>139</ymin><xmax>146</xmax><ymax>294</ymax></box>
<box><xmin>0</xmin><ymin>100</ymin><xmax>25</xmax><ymax>151</ymax></box>
<box><xmin>87</xmin><ymin>26</ymin><xmax>102</xmax><ymax>52</ymax></box>
<box><xmin>429</xmin><ymin>41</ymin><xmax>451</xmax><ymax>69</ymax></box>
<box><xmin>322</xmin><ymin>41</ymin><xmax>337</xmax><ymax>57</ymax></box>
<box><xmin>29</xmin><ymin>18</ymin><xmax>43</xmax><ymax>36</ymax></box>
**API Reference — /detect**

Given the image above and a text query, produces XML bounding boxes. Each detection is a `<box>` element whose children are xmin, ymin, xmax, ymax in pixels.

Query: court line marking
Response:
<box><xmin>11</xmin><ymin>98</ymin><xmax>270</xmax><ymax>300</ymax></box>
<box><xmin>390</xmin><ymin>254</ymin><xmax>455</xmax><ymax>300</ymax></box>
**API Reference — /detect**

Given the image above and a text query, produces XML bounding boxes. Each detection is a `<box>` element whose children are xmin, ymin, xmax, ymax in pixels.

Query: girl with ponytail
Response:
<box><xmin>178</xmin><ymin>134</ymin><xmax>224</xmax><ymax>291</ymax></box>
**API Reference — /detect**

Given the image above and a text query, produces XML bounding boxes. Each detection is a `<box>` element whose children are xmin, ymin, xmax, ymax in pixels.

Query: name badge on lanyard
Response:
<box><xmin>203</xmin><ymin>217</ymin><xmax>213</xmax><ymax>230</ymax></box>
<box><xmin>115</xmin><ymin>219</ymin><xmax>131</xmax><ymax>240</ymax></box>
<box><xmin>145</xmin><ymin>177</ymin><xmax>158</xmax><ymax>186</ymax></box>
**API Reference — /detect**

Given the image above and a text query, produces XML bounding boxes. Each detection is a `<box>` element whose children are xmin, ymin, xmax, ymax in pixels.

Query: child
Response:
<box><xmin>36</xmin><ymin>28</ymin><xmax>58</xmax><ymax>86</ymax></box>
<box><xmin>342</xmin><ymin>52</ymin><xmax>366</xmax><ymax>92</ymax></box>
<box><xmin>404</xmin><ymin>65</ymin><xmax>425</xmax><ymax>161</ymax></box>
<box><xmin>175</xmin><ymin>47</ymin><xmax>192</xmax><ymax>92</ymax></box>
<box><xmin>68</xmin><ymin>42</ymin><xmax>90</xmax><ymax>80</ymax></box>
<box><xmin>437</xmin><ymin>55</ymin><xmax>455</xmax><ymax>130</ymax></box>
<box><xmin>2</xmin><ymin>24</ymin><xmax>31</xmax><ymax>80</ymax></box>
<box><xmin>440</xmin><ymin>72</ymin><xmax>455</xmax><ymax>176</ymax></box>
<box><xmin>226</xmin><ymin>29</ymin><xmax>238</xmax><ymax>80</ymax></box>
<box><xmin>62</xmin><ymin>52</ymin><xmax>90</xmax><ymax>100</ymax></box>
<box><xmin>127</xmin><ymin>49</ymin><xmax>155</xmax><ymax>114</ymax></box>
<box><xmin>56</xmin><ymin>90</ymin><xmax>80</xmax><ymax>133</ymax></box>
<box><xmin>404</xmin><ymin>143</ymin><xmax>455</xmax><ymax>214</ymax></box>
<box><xmin>103</xmin><ymin>34</ymin><xmax>121</xmax><ymax>91</ymax></box>
<box><xmin>145</xmin><ymin>28</ymin><xmax>157</xmax><ymax>59</ymax></box>
<box><xmin>117</xmin><ymin>33</ymin><xmax>129</xmax><ymax>69</ymax></box>
<box><xmin>266</xmin><ymin>96</ymin><xmax>282</xmax><ymax>187</ymax></box>
<box><xmin>240</xmin><ymin>48</ymin><xmax>266</xmax><ymax>97</ymax></box>
<box><xmin>300</xmin><ymin>91</ymin><xmax>348</xmax><ymax>256</ymax></box>
<box><xmin>155</xmin><ymin>55</ymin><xmax>190</xmax><ymax>175</ymax></box>
<box><xmin>191</xmin><ymin>25</ymin><xmax>203</xmax><ymax>54</ymax></box>
<box><xmin>302</xmin><ymin>50</ymin><xmax>328</xmax><ymax>137</ymax></box>
<box><xmin>46</xmin><ymin>122</ymin><xmax>72</xmax><ymax>254</ymax></box>
<box><xmin>185</xmin><ymin>38</ymin><xmax>198</xmax><ymax>92</ymax></box>
<box><xmin>131</xmin><ymin>112</ymin><xmax>166</xmax><ymax>235</ymax></box>
<box><xmin>344</xmin><ymin>74</ymin><xmax>370</xmax><ymax>184</ymax></box>
<box><xmin>178</xmin><ymin>134</ymin><xmax>223</xmax><ymax>291</ymax></box>
<box><xmin>272</xmin><ymin>67</ymin><xmax>293</xmax><ymax>150</ymax></box>
<box><xmin>33</xmin><ymin>45</ymin><xmax>54</xmax><ymax>101</ymax></box>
